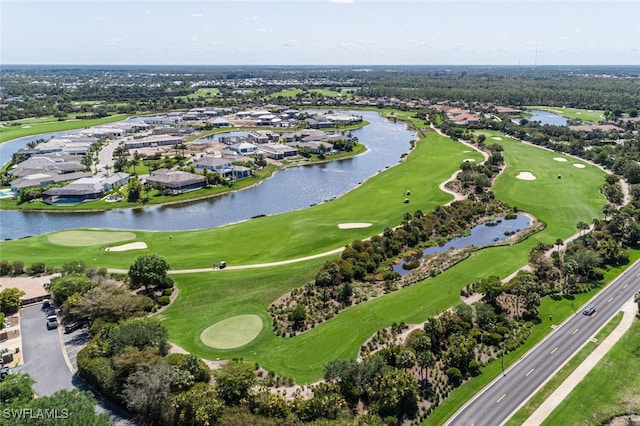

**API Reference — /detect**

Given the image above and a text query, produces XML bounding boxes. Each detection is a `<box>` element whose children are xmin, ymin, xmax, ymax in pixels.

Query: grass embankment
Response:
<box><xmin>0</xmin><ymin>114</ymin><xmax>129</xmax><ymax>143</ymax></box>
<box><xmin>541</xmin><ymin>316</ymin><xmax>640</xmax><ymax>425</ymax></box>
<box><xmin>505</xmin><ymin>312</ymin><xmax>625</xmax><ymax>425</ymax></box>
<box><xmin>525</xmin><ymin>106</ymin><xmax>605</xmax><ymax>123</ymax></box>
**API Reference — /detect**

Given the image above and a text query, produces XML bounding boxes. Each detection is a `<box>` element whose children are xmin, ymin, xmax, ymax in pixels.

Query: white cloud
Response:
<box><xmin>191</xmin><ymin>13</ymin><xmax>204</xmax><ymax>18</ymax></box>
<box><xmin>331</xmin><ymin>0</ymin><xmax>355</xmax><ymax>4</ymax></box>
<box><xmin>144</xmin><ymin>10</ymin><xmax>152</xmax><ymax>15</ymax></box>
<box><xmin>106</xmin><ymin>38</ymin><xmax>125</xmax><ymax>47</ymax></box>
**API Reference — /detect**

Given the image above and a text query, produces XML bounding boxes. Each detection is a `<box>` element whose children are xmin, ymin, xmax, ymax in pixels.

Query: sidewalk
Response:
<box><xmin>522</xmin><ymin>299</ymin><xmax>639</xmax><ymax>425</ymax></box>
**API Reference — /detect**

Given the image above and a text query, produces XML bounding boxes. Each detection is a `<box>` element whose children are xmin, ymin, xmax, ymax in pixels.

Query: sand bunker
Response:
<box><xmin>553</xmin><ymin>157</ymin><xmax>568</xmax><ymax>162</ymax></box>
<box><xmin>105</xmin><ymin>242</ymin><xmax>148</xmax><ymax>252</ymax></box>
<box><xmin>463</xmin><ymin>158</ymin><xmax>476</xmax><ymax>162</ymax></box>
<box><xmin>338</xmin><ymin>223</ymin><xmax>372</xmax><ymax>229</ymax></box>
<box><xmin>516</xmin><ymin>171</ymin><xmax>536</xmax><ymax>180</ymax></box>
<box><xmin>491</xmin><ymin>136</ymin><xmax>503</xmax><ymax>140</ymax></box>
<box><xmin>573</xmin><ymin>163</ymin><xmax>586</xmax><ymax>168</ymax></box>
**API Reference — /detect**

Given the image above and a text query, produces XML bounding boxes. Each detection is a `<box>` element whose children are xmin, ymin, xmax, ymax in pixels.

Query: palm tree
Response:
<box><xmin>129</xmin><ymin>151</ymin><xmax>142</xmax><ymax>175</ymax></box>
<box><xmin>104</xmin><ymin>164</ymin><xmax>111</xmax><ymax>177</ymax></box>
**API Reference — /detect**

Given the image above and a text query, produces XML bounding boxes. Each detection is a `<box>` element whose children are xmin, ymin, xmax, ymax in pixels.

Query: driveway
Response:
<box><xmin>13</xmin><ymin>304</ymin><xmax>78</xmax><ymax>396</ymax></box>
<box><xmin>15</xmin><ymin>304</ymin><xmax>141</xmax><ymax>426</ymax></box>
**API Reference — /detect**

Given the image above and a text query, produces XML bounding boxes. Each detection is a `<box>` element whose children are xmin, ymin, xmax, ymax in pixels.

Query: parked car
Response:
<box><xmin>582</xmin><ymin>304</ymin><xmax>596</xmax><ymax>316</ymax></box>
<box><xmin>64</xmin><ymin>321</ymin><xmax>83</xmax><ymax>334</ymax></box>
<box><xmin>46</xmin><ymin>315</ymin><xmax>58</xmax><ymax>330</ymax></box>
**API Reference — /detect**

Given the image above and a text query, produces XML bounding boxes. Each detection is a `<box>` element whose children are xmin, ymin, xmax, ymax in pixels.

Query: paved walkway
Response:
<box><xmin>521</xmin><ymin>299</ymin><xmax>638</xmax><ymax>425</ymax></box>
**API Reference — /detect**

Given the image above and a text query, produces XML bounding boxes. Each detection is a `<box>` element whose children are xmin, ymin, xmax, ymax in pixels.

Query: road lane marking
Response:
<box><xmin>526</xmin><ymin>368</ymin><xmax>535</xmax><ymax>377</ymax></box>
<box><xmin>624</xmin><ymin>283</ymin><xmax>629</xmax><ymax>288</ymax></box>
<box><xmin>608</xmin><ymin>297</ymin><xmax>613</xmax><ymax>303</ymax></box>
<box><xmin>496</xmin><ymin>394</ymin><xmax>506</xmax><ymax>403</ymax></box>
<box><xmin>551</xmin><ymin>347</ymin><xmax>558</xmax><ymax>354</ymax></box>
<box><xmin>572</xmin><ymin>328</ymin><xmax>580</xmax><ymax>335</ymax></box>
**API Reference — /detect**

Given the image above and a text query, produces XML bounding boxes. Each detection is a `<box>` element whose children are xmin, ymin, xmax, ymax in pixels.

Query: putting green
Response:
<box><xmin>200</xmin><ymin>314</ymin><xmax>263</xmax><ymax>349</ymax></box>
<box><xmin>47</xmin><ymin>230</ymin><xmax>137</xmax><ymax>247</ymax></box>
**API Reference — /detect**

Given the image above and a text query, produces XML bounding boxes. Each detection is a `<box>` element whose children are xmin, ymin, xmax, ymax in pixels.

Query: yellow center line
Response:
<box><xmin>551</xmin><ymin>347</ymin><xmax>558</xmax><ymax>354</ymax></box>
<box><xmin>496</xmin><ymin>394</ymin><xmax>506</xmax><ymax>403</ymax></box>
<box><xmin>525</xmin><ymin>368</ymin><xmax>535</xmax><ymax>377</ymax></box>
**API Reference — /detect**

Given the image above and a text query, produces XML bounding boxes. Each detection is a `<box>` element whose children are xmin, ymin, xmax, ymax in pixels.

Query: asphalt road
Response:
<box><xmin>446</xmin><ymin>259</ymin><xmax>640</xmax><ymax>426</ymax></box>
<box><xmin>15</xmin><ymin>304</ymin><xmax>141</xmax><ymax>426</ymax></box>
<box><xmin>14</xmin><ymin>304</ymin><xmax>78</xmax><ymax>396</ymax></box>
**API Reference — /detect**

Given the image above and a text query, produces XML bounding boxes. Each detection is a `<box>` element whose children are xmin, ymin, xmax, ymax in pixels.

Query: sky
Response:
<box><xmin>1</xmin><ymin>0</ymin><xmax>639</xmax><ymax>66</ymax></box>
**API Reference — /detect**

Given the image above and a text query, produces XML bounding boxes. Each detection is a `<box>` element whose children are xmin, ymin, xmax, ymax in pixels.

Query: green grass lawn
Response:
<box><xmin>540</xmin><ymin>317</ymin><xmax>640</xmax><ymax>425</ymax></box>
<box><xmin>525</xmin><ymin>106</ymin><xmax>605</xmax><ymax>123</ymax></box>
<box><xmin>0</xmin><ymin>114</ymin><xmax>129</xmax><ymax>143</ymax></box>
<box><xmin>178</xmin><ymin>88</ymin><xmax>220</xmax><ymax>99</ymax></box>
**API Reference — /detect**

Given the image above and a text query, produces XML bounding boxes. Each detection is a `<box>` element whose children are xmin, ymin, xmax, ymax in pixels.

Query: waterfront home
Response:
<box><xmin>42</xmin><ymin>177</ymin><xmax>105</xmax><ymax>205</ymax></box>
<box><xmin>145</xmin><ymin>169</ymin><xmax>206</xmax><ymax>194</ymax></box>
<box><xmin>193</xmin><ymin>156</ymin><xmax>233</xmax><ymax>174</ymax></box>
<box><xmin>11</xmin><ymin>171</ymin><xmax>92</xmax><ymax>194</ymax></box>
<box><xmin>257</xmin><ymin>143</ymin><xmax>297</xmax><ymax>160</ymax></box>
<box><xmin>230</xmin><ymin>142</ymin><xmax>258</xmax><ymax>155</ymax></box>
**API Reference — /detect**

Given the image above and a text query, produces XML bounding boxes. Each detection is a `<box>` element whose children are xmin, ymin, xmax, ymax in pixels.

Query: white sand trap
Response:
<box><xmin>516</xmin><ymin>171</ymin><xmax>536</xmax><ymax>180</ymax></box>
<box><xmin>491</xmin><ymin>136</ymin><xmax>503</xmax><ymax>140</ymax></box>
<box><xmin>573</xmin><ymin>163</ymin><xmax>586</xmax><ymax>168</ymax></box>
<box><xmin>463</xmin><ymin>150</ymin><xmax>471</xmax><ymax>153</ymax></box>
<box><xmin>105</xmin><ymin>242</ymin><xmax>148</xmax><ymax>252</ymax></box>
<box><xmin>463</xmin><ymin>158</ymin><xmax>476</xmax><ymax>162</ymax></box>
<box><xmin>338</xmin><ymin>223</ymin><xmax>372</xmax><ymax>229</ymax></box>
<box><xmin>21</xmin><ymin>125</ymin><xmax>32</xmax><ymax>128</ymax></box>
<box><xmin>553</xmin><ymin>157</ymin><xmax>568</xmax><ymax>162</ymax></box>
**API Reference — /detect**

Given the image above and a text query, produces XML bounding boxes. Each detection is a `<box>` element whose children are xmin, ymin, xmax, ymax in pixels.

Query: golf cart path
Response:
<box><xmin>107</xmin><ymin>247</ymin><xmax>345</xmax><ymax>274</ymax></box>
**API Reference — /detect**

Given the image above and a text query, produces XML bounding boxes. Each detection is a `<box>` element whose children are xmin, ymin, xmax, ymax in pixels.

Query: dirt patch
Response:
<box><xmin>0</xmin><ymin>274</ymin><xmax>56</xmax><ymax>299</ymax></box>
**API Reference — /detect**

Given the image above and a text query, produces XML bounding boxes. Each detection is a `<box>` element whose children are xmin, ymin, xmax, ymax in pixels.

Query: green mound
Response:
<box><xmin>47</xmin><ymin>230</ymin><xmax>136</xmax><ymax>247</ymax></box>
<box><xmin>200</xmin><ymin>314</ymin><xmax>263</xmax><ymax>349</ymax></box>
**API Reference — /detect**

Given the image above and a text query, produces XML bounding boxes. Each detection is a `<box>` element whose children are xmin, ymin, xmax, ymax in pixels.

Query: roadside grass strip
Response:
<box><xmin>541</xmin><ymin>317</ymin><xmax>640</xmax><ymax>425</ymax></box>
<box><xmin>200</xmin><ymin>314</ymin><xmax>263</xmax><ymax>349</ymax></box>
<box><xmin>47</xmin><ymin>230</ymin><xmax>137</xmax><ymax>247</ymax></box>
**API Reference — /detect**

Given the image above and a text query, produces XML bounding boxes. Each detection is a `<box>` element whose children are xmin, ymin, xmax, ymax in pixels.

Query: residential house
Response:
<box><xmin>11</xmin><ymin>171</ymin><xmax>92</xmax><ymax>194</ymax></box>
<box><xmin>145</xmin><ymin>169</ymin><xmax>205</xmax><ymax>194</ymax></box>
<box><xmin>257</xmin><ymin>143</ymin><xmax>297</xmax><ymax>160</ymax></box>
<box><xmin>230</xmin><ymin>142</ymin><xmax>258</xmax><ymax>155</ymax></box>
<box><xmin>42</xmin><ymin>177</ymin><xmax>105</xmax><ymax>205</ymax></box>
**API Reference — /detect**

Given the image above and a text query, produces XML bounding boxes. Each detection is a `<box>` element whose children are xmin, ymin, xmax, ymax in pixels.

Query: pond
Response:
<box><xmin>514</xmin><ymin>110</ymin><xmax>568</xmax><ymax>126</ymax></box>
<box><xmin>0</xmin><ymin>111</ymin><xmax>416</xmax><ymax>240</ymax></box>
<box><xmin>392</xmin><ymin>214</ymin><xmax>532</xmax><ymax>276</ymax></box>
